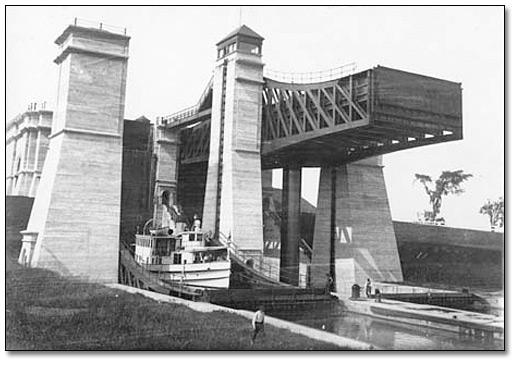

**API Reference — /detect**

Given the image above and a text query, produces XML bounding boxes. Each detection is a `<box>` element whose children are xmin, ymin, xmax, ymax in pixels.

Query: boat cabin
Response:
<box><xmin>134</xmin><ymin>230</ymin><xmax>228</xmax><ymax>267</ymax></box>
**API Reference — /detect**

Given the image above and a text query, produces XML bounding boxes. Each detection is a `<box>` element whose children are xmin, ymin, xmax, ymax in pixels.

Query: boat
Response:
<box><xmin>133</xmin><ymin>212</ymin><xmax>231</xmax><ymax>289</ymax></box>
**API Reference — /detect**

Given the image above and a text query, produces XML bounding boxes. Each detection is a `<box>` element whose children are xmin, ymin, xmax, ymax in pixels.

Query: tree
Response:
<box><xmin>414</xmin><ymin>170</ymin><xmax>473</xmax><ymax>223</ymax></box>
<box><xmin>479</xmin><ymin>197</ymin><xmax>504</xmax><ymax>230</ymax></box>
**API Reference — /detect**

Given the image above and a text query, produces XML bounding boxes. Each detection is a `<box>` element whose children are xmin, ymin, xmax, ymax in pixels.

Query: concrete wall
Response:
<box><xmin>394</xmin><ymin>221</ymin><xmax>504</xmax><ymax>290</ymax></box>
<box><xmin>120</xmin><ymin>118</ymin><xmax>154</xmax><ymax>244</ymax></box>
<box><xmin>177</xmin><ymin>162</ymin><xmax>208</xmax><ymax>224</ymax></box>
<box><xmin>393</xmin><ymin>221</ymin><xmax>504</xmax><ymax>250</ymax></box>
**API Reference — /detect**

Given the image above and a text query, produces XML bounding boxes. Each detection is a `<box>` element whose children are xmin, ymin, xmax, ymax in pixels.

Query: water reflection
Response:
<box><xmin>274</xmin><ymin>306</ymin><xmax>503</xmax><ymax>350</ymax></box>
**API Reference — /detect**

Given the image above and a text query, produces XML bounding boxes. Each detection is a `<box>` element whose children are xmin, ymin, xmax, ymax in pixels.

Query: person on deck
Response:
<box><xmin>192</xmin><ymin>214</ymin><xmax>202</xmax><ymax>231</ymax></box>
<box><xmin>365</xmin><ymin>278</ymin><xmax>372</xmax><ymax>298</ymax></box>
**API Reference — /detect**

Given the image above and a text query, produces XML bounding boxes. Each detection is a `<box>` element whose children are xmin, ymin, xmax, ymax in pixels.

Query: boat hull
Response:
<box><xmin>147</xmin><ymin>261</ymin><xmax>231</xmax><ymax>288</ymax></box>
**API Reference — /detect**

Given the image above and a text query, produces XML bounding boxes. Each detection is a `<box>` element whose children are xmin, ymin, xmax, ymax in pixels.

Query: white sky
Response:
<box><xmin>5</xmin><ymin>5</ymin><xmax>506</xmax><ymax>230</ymax></box>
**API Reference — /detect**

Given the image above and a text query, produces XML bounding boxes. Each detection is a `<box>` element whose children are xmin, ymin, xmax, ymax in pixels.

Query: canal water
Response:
<box><xmin>273</xmin><ymin>305</ymin><xmax>504</xmax><ymax>350</ymax></box>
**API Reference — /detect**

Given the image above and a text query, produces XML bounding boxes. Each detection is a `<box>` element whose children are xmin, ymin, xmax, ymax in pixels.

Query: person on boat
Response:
<box><xmin>203</xmin><ymin>252</ymin><xmax>214</xmax><ymax>263</ymax></box>
<box><xmin>251</xmin><ymin>305</ymin><xmax>265</xmax><ymax>344</ymax></box>
<box><xmin>192</xmin><ymin>214</ymin><xmax>202</xmax><ymax>232</ymax></box>
<box><xmin>374</xmin><ymin>288</ymin><xmax>382</xmax><ymax>303</ymax></box>
<box><xmin>172</xmin><ymin>204</ymin><xmax>189</xmax><ymax>233</ymax></box>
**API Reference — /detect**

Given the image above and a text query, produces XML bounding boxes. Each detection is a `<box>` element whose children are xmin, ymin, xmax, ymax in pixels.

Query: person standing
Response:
<box><xmin>192</xmin><ymin>214</ymin><xmax>202</xmax><ymax>231</ymax></box>
<box><xmin>365</xmin><ymin>278</ymin><xmax>372</xmax><ymax>298</ymax></box>
<box><xmin>326</xmin><ymin>273</ymin><xmax>334</xmax><ymax>293</ymax></box>
<box><xmin>251</xmin><ymin>305</ymin><xmax>265</xmax><ymax>344</ymax></box>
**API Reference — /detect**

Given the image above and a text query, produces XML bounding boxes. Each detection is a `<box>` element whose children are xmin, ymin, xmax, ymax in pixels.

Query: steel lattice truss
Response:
<box><xmin>262</xmin><ymin>78</ymin><xmax>369</xmax><ymax>142</ymax></box>
<box><xmin>179</xmin><ymin>119</ymin><xmax>211</xmax><ymax>165</ymax></box>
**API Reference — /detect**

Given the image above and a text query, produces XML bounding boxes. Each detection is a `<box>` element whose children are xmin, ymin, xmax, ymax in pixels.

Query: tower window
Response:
<box><xmin>227</xmin><ymin>42</ymin><xmax>236</xmax><ymax>53</ymax></box>
<box><xmin>238</xmin><ymin>42</ymin><xmax>260</xmax><ymax>54</ymax></box>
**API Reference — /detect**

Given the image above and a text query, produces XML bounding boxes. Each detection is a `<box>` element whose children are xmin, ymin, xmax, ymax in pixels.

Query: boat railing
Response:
<box><xmin>120</xmin><ymin>242</ymin><xmax>168</xmax><ymax>287</ymax></box>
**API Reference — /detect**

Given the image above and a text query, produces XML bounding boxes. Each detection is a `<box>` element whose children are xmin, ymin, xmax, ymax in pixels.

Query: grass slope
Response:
<box><xmin>6</xmin><ymin>257</ymin><xmax>348</xmax><ymax>350</ymax></box>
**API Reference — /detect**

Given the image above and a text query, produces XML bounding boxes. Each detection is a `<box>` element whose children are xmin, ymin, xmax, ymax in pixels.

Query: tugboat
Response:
<box><xmin>133</xmin><ymin>207</ymin><xmax>231</xmax><ymax>289</ymax></box>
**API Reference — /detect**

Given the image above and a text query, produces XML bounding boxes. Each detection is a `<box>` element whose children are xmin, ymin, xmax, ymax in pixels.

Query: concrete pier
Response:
<box><xmin>19</xmin><ymin>24</ymin><xmax>130</xmax><ymax>282</ymax></box>
<box><xmin>311</xmin><ymin>157</ymin><xmax>403</xmax><ymax>293</ymax></box>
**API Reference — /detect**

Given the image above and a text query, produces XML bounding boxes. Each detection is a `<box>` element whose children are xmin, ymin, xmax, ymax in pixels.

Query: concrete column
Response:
<box><xmin>311</xmin><ymin>157</ymin><xmax>403</xmax><ymax>294</ymax></box>
<box><xmin>20</xmin><ymin>24</ymin><xmax>130</xmax><ymax>283</ymax></box>
<box><xmin>280</xmin><ymin>166</ymin><xmax>301</xmax><ymax>286</ymax></box>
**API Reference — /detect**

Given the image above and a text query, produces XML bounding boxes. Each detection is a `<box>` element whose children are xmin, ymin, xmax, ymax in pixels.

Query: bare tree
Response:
<box><xmin>480</xmin><ymin>197</ymin><xmax>504</xmax><ymax>230</ymax></box>
<box><xmin>414</xmin><ymin>170</ymin><xmax>473</xmax><ymax>223</ymax></box>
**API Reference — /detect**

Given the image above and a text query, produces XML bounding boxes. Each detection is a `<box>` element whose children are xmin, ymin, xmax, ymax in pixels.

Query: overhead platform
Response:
<box><xmin>261</xmin><ymin>66</ymin><xmax>463</xmax><ymax>168</ymax></box>
<box><xmin>168</xmin><ymin>66</ymin><xmax>462</xmax><ymax>168</ymax></box>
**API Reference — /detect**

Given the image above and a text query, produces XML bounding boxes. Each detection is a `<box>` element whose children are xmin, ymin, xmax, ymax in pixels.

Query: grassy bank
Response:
<box><xmin>6</xmin><ymin>256</ymin><xmax>349</xmax><ymax>350</ymax></box>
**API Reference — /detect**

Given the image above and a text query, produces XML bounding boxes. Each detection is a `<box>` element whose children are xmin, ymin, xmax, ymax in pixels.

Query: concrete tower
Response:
<box><xmin>19</xmin><ymin>24</ymin><xmax>130</xmax><ymax>283</ymax></box>
<box><xmin>311</xmin><ymin>157</ymin><xmax>404</xmax><ymax>293</ymax></box>
<box><xmin>202</xmin><ymin>25</ymin><xmax>265</xmax><ymax>254</ymax></box>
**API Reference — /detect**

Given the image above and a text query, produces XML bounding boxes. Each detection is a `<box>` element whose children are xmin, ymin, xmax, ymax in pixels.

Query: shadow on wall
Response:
<box><xmin>6</xmin><ymin>196</ymin><xmax>34</xmax><ymax>261</ymax></box>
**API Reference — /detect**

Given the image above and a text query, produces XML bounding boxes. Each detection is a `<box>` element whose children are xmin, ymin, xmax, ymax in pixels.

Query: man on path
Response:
<box><xmin>251</xmin><ymin>305</ymin><xmax>265</xmax><ymax>344</ymax></box>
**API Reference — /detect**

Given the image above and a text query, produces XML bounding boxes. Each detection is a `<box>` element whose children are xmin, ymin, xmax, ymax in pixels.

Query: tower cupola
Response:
<box><xmin>216</xmin><ymin>24</ymin><xmax>264</xmax><ymax>59</ymax></box>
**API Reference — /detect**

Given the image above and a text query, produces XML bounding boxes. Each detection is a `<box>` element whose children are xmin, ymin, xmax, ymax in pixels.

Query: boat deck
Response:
<box><xmin>337</xmin><ymin>293</ymin><xmax>504</xmax><ymax>340</ymax></box>
<box><xmin>205</xmin><ymin>287</ymin><xmax>335</xmax><ymax>311</ymax></box>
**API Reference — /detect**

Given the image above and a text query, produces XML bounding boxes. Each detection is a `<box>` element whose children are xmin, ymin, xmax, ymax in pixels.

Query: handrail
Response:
<box><xmin>217</xmin><ymin>232</ymin><xmax>308</xmax><ymax>287</ymax></box>
<box><xmin>73</xmin><ymin>17</ymin><xmax>127</xmax><ymax>35</ymax></box>
<box><xmin>264</xmin><ymin>62</ymin><xmax>357</xmax><ymax>84</ymax></box>
<box><xmin>218</xmin><ymin>232</ymin><xmax>279</xmax><ymax>281</ymax></box>
<box><xmin>162</xmin><ymin>76</ymin><xmax>214</xmax><ymax>126</ymax></box>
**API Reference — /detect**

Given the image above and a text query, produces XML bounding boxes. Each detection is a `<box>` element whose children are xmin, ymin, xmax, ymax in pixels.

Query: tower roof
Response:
<box><xmin>217</xmin><ymin>24</ymin><xmax>264</xmax><ymax>46</ymax></box>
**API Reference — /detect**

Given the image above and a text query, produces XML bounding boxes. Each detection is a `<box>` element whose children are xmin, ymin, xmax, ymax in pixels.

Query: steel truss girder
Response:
<box><xmin>262</xmin><ymin>76</ymin><xmax>369</xmax><ymax>146</ymax></box>
<box><xmin>180</xmin><ymin>119</ymin><xmax>211</xmax><ymax>164</ymax></box>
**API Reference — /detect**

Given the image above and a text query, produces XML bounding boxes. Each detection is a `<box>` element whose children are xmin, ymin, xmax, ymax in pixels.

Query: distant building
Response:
<box><xmin>6</xmin><ymin>102</ymin><xmax>52</xmax><ymax>197</ymax></box>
